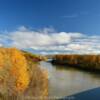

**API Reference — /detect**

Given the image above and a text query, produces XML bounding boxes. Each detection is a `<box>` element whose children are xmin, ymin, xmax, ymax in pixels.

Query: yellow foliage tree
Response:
<box><xmin>0</xmin><ymin>52</ymin><xmax>4</xmax><ymax>68</ymax></box>
<box><xmin>0</xmin><ymin>47</ymin><xmax>48</xmax><ymax>99</ymax></box>
<box><xmin>0</xmin><ymin>48</ymin><xmax>30</xmax><ymax>94</ymax></box>
<box><xmin>9</xmin><ymin>48</ymin><xmax>30</xmax><ymax>92</ymax></box>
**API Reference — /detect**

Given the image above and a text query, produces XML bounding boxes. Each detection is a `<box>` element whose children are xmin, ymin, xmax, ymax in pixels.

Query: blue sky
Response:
<box><xmin>0</xmin><ymin>0</ymin><xmax>100</xmax><ymax>34</ymax></box>
<box><xmin>0</xmin><ymin>0</ymin><xmax>100</xmax><ymax>54</ymax></box>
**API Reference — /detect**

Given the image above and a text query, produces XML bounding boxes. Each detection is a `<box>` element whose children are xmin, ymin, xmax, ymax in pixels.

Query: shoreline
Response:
<box><xmin>50</xmin><ymin>54</ymin><xmax>100</xmax><ymax>73</ymax></box>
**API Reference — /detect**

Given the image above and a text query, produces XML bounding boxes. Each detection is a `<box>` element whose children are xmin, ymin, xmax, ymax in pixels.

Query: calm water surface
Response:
<box><xmin>39</xmin><ymin>61</ymin><xmax>100</xmax><ymax>98</ymax></box>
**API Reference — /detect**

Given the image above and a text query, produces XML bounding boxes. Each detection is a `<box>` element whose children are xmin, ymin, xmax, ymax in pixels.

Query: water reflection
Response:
<box><xmin>39</xmin><ymin>61</ymin><xmax>100</xmax><ymax>98</ymax></box>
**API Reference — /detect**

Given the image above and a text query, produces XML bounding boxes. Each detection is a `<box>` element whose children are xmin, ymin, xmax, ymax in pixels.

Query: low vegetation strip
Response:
<box><xmin>52</xmin><ymin>54</ymin><xmax>100</xmax><ymax>71</ymax></box>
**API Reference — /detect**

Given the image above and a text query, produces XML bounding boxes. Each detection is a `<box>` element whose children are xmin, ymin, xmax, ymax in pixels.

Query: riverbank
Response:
<box><xmin>51</xmin><ymin>54</ymin><xmax>100</xmax><ymax>72</ymax></box>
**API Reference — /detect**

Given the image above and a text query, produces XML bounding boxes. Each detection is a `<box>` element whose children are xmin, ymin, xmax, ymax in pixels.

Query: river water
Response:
<box><xmin>39</xmin><ymin>61</ymin><xmax>100</xmax><ymax>98</ymax></box>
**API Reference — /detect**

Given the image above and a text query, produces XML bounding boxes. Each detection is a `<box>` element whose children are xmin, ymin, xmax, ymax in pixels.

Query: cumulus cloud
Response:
<box><xmin>10</xmin><ymin>30</ymin><xmax>72</xmax><ymax>48</ymax></box>
<box><xmin>0</xmin><ymin>26</ymin><xmax>100</xmax><ymax>54</ymax></box>
<box><xmin>67</xmin><ymin>44</ymin><xmax>89</xmax><ymax>50</ymax></box>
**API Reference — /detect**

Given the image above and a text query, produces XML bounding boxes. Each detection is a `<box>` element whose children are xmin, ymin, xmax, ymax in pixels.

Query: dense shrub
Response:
<box><xmin>0</xmin><ymin>47</ymin><xmax>48</xmax><ymax>100</ymax></box>
<box><xmin>0</xmin><ymin>48</ymin><xmax>30</xmax><ymax>95</ymax></box>
<box><xmin>52</xmin><ymin>54</ymin><xmax>100</xmax><ymax>71</ymax></box>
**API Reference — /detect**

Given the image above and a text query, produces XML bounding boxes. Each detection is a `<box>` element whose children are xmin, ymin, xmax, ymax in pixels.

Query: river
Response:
<box><xmin>39</xmin><ymin>61</ymin><xmax>100</xmax><ymax>98</ymax></box>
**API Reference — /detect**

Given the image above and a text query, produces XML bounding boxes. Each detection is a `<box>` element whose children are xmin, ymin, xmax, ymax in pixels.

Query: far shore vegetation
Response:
<box><xmin>51</xmin><ymin>54</ymin><xmax>100</xmax><ymax>72</ymax></box>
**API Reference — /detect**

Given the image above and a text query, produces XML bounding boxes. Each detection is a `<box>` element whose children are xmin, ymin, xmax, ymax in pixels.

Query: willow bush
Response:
<box><xmin>0</xmin><ymin>47</ymin><xmax>48</xmax><ymax>100</ymax></box>
<box><xmin>52</xmin><ymin>54</ymin><xmax>100</xmax><ymax>71</ymax></box>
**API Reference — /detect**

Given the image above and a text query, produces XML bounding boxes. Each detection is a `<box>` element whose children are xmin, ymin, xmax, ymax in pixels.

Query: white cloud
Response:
<box><xmin>67</xmin><ymin>44</ymin><xmax>89</xmax><ymax>50</ymax></box>
<box><xmin>0</xmin><ymin>26</ymin><xmax>100</xmax><ymax>54</ymax></box>
<box><xmin>10</xmin><ymin>28</ymin><xmax>73</xmax><ymax>48</ymax></box>
<box><xmin>0</xmin><ymin>43</ymin><xmax>3</xmax><ymax>47</ymax></box>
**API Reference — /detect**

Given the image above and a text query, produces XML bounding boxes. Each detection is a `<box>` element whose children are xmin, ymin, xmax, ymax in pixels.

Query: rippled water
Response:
<box><xmin>39</xmin><ymin>61</ymin><xmax>100</xmax><ymax>98</ymax></box>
